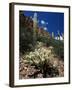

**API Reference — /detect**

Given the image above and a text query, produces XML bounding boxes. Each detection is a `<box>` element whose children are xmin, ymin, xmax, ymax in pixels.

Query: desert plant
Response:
<box><xmin>52</xmin><ymin>32</ymin><xmax>54</xmax><ymax>39</ymax></box>
<box><xmin>19</xmin><ymin>27</ymin><xmax>34</xmax><ymax>53</ymax></box>
<box><xmin>37</xmin><ymin>35</ymin><xmax>51</xmax><ymax>46</ymax></box>
<box><xmin>49</xmin><ymin>39</ymin><xmax>64</xmax><ymax>59</ymax></box>
<box><xmin>25</xmin><ymin>45</ymin><xmax>60</xmax><ymax>78</ymax></box>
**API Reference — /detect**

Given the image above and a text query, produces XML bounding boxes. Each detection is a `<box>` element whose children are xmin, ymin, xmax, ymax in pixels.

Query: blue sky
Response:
<box><xmin>23</xmin><ymin>11</ymin><xmax>64</xmax><ymax>37</ymax></box>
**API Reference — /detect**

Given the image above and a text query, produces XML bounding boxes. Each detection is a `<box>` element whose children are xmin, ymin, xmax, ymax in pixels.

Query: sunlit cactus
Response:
<box><xmin>33</xmin><ymin>12</ymin><xmax>38</xmax><ymax>45</ymax></box>
<box><xmin>57</xmin><ymin>30</ymin><xmax>60</xmax><ymax>40</ymax></box>
<box><xmin>52</xmin><ymin>32</ymin><xmax>54</xmax><ymax>39</ymax></box>
<box><xmin>61</xmin><ymin>33</ymin><xmax>64</xmax><ymax>40</ymax></box>
<box><xmin>33</xmin><ymin>12</ymin><xmax>38</xmax><ymax>30</ymax></box>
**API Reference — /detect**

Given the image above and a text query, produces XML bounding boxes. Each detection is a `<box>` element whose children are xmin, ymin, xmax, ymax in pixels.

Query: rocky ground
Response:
<box><xmin>19</xmin><ymin>41</ymin><xmax>64</xmax><ymax>79</ymax></box>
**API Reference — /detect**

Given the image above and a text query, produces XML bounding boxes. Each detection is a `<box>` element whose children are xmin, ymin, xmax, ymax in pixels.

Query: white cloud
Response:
<box><xmin>55</xmin><ymin>37</ymin><xmax>57</xmax><ymax>40</ymax></box>
<box><xmin>41</xmin><ymin>20</ymin><xmax>45</xmax><ymax>24</ymax></box>
<box><xmin>55</xmin><ymin>36</ymin><xmax>63</xmax><ymax>40</ymax></box>
<box><xmin>44</xmin><ymin>27</ymin><xmax>47</xmax><ymax>31</ymax></box>
<box><xmin>60</xmin><ymin>36</ymin><xmax>63</xmax><ymax>40</ymax></box>
<box><xmin>41</xmin><ymin>20</ymin><xmax>48</xmax><ymax>25</ymax></box>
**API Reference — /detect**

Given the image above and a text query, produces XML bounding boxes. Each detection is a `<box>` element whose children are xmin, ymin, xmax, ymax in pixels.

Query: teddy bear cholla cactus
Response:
<box><xmin>24</xmin><ymin>46</ymin><xmax>61</xmax><ymax>77</ymax></box>
<box><xmin>25</xmin><ymin>46</ymin><xmax>52</xmax><ymax>65</ymax></box>
<box><xmin>20</xmin><ymin>43</ymin><xmax>64</xmax><ymax>78</ymax></box>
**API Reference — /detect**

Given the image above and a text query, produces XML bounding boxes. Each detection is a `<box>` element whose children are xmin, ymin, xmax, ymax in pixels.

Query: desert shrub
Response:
<box><xmin>19</xmin><ymin>12</ymin><xmax>37</xmax><ymax>54</ymax></box>
<box><xmin>25</xmin><ymin>46</ymin><xmax>59</xmax><ymax>78</ymax></box>
<box><xmin>47</xmin><ymin>64</ymin><xmax>59</xmax><ymax>77</ymax></box>
<box><xmin>37</xmin><ymin>35</ymin><xmax>64</xmax><ymax>59</ymax></box>
<box><xmin>49</xmin><ymin>39</ymin><xmax>64</xmax><ymax>59</ymax></box>
<box><xmin>19</xmin><ymin>27</ymin><xmax>34</xmax><ymax>53</ymax></box>
<box><xmin>37</xmin><ymin>35</ymin><xmax>51</xmax><ymax>47</ymax></box>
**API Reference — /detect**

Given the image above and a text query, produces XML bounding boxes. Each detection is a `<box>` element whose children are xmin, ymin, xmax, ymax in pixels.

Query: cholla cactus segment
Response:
<box><xmin>25</xmin><ymin>43</ymin><xmax>53</xmax><ymax>65</ymax></box>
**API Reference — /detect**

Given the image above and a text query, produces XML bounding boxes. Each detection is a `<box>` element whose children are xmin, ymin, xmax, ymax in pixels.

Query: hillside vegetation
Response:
<box><xmin>19</xmin><ymin>12</ymin><xmax>64</xmax><ymax>79</ymax></box>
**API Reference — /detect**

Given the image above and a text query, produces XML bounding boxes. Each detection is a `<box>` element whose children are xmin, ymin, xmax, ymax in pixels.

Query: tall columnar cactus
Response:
<box><xmin>33</xmin><ymin>12</ymin><xmax>38</xmax><ymax>45</ymax></box>
<box><xmin>57</xmin><ymin>30</ymin><xmax>60</xmax><ymax>40</ymax></box>
<box><xmin>61</xmin><ymin>33</ymin><xmax>64</xmax><ymax>40</ymax></box>
<box><xmin>52</xmin><ymin>32</ymin><xmax>54</xmax><ymax>39</ymax></box>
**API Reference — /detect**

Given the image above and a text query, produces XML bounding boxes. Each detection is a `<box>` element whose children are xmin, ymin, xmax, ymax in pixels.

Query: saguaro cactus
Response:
<box><xmin>33</xmin><ymin>12</ymin><xmax>38</xmax><ymax>45</ymax></box>
<box><xmin>57</xmin><ymin>30</ymin><xmax>60</xmax><ymax>40</ymax></box>
<box><xmin>52</xmin><ymin>32</ymin><xmax>54</xmax><ymax>39</ymax></box>
<box><xmin>61</xmin><ymin>33</ymin><xmax>64</xmax><ymax>40</ymax></box>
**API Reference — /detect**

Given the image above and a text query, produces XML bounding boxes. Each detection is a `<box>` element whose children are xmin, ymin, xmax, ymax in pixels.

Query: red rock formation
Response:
<box><xmin>19</xmin><ymin>12</ymin><xmax>50</xmax><ymax>37</ymax></box>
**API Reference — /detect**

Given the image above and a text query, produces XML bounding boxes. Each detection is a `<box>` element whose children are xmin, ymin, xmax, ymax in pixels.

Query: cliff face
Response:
<box><xmin>19</xmin><ymin>12</ymin><xmax>50</xmax><ymax>53</ymax></box>
<box><xmin>20</xmin><ymin>13</ymin><xmax>33</xmax><ymax>30</ymax></box>
<box><xmin>19</xmin><ymin>12</ymin><xmax>50</xmax><ymax>37</ymax></box>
